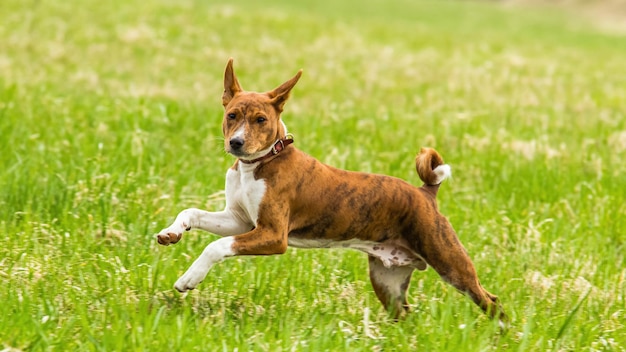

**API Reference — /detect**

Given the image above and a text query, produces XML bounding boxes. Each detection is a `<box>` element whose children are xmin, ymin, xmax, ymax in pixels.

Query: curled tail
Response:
<box><xmin>415</xmin><ymin>148</ymin><xmax>451</xmax><ymax>192</ymax></box>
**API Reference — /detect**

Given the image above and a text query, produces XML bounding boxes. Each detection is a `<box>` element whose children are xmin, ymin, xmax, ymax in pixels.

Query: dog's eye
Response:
<box><xmin>227</xmin><ymin>113</ymin><xmax>236</xmax><ymax>120</ymax></box>
<box><xmin>256</xmin><ymin>116</ymin><xmax>266</xmax><ymax>123</ymax></box>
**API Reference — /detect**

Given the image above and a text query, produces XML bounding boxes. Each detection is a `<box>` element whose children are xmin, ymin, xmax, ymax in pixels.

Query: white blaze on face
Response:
<box><xmin>232</xmin><ymin>124</ymin><xmax>246</xmax><ymax>139</ymax></box>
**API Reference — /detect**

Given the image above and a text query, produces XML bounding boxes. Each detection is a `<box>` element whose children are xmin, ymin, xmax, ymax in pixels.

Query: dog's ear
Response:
<box><xmin>223</xmin><ymin>58</ymin><xmax>243</xmax><ymax>107</ymax></box>
<box><xmin>267</xmin><ymin>70</ymin><xmax>302</xmax><ymax>112</ymax></box>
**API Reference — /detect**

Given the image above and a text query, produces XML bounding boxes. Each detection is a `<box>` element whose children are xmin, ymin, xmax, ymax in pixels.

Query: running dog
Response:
<box><xmin>156</xmin><ymin>59</ymin><xmax>506</xmax><ymax>322</ymax></box>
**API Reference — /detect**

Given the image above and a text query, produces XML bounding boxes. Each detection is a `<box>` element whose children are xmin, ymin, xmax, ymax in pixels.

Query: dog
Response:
<box><xmin>156</xmin><ymin>59</ymin><xmax>506</xmax><ymax>322</ymax></box>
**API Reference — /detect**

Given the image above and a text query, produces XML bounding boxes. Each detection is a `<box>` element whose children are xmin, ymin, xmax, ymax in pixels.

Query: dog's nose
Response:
<box><xmin>229</xmin><ymin>137</ymin><xmax>244</xmax><ymax>150</ymax></box>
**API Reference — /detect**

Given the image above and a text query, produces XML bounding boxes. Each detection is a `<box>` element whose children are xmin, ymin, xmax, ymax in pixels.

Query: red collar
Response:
<box><xmin>239</xmin><ymin>135</ymin><xmax>294</xmax><ymax>164</ymax></box>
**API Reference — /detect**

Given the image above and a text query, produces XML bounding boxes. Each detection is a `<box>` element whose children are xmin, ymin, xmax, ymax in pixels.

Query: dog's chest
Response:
<box><xmin>225</xmin><ymin>166</ymin><xmax>266</xmax><ymax>224</ymax></box>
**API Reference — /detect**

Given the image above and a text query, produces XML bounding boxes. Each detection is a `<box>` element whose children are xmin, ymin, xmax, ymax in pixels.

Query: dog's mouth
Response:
<box><xmin>227</xmin><ymin>148</ymin><xmax>246</xmax><ymax>157</ymax></box>
<box><xmin>226</xmin><ymin>137</ymin><xmax>279</xmax><ymax>161</ymax></box>
<box><xmin>227</xmin><ymin>147</ymin><xmax>262</xmax><ymax>161</ymax></box>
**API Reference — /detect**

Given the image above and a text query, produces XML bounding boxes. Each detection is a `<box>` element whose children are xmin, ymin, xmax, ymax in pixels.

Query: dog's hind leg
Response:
<box><xmin>419</xmin><ymin>218</ymin><xmax>508</xmax><ymax>324</ymax></box>
<box><xmin>440</xmin><ymin>265</ymin><xmax>507</xmax><ymax>325</ymax></box>
<box><xmin>368</xmin><ymin>255</ymin><xmax>414</xmax><ymax>320</ymax></box>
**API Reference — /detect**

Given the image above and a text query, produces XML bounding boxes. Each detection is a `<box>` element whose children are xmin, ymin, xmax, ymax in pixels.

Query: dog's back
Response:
<box><xmin>253</xmin><ymin>144</ymin><xmax>504</xmax><ymax>321</ymax></box>
<box><xmin>252</xmin><ymin>146</ymin><xmax>449</xmax><ymax>243</ymax></box>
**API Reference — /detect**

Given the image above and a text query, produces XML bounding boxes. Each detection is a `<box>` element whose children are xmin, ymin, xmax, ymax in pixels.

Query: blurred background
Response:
<box><xmin>1</xmin><ymin>0</ymin><xmax>625</xmax><ymax>350</ymax></box>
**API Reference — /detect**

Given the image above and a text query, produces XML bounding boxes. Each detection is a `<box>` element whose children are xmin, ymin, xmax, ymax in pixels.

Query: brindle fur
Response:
<box><xmin>157</xmin><ymin>59</ymin><xmax>507</xmax><ymax>322</ymax></box>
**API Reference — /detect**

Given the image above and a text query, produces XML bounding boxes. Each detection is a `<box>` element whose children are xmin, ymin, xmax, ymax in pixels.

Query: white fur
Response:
<box><xmin>232</xmin><ymin>124</ymin><xmax>245</xmax><ymax>139</ymax></box>
<box><xmin>288</xmin><ymin>238</ymin><xmax>427</xmax><ymax>269</ymax></box>
<box><xmin>158</xmin><ymin>122</ymin><xmax>290</xmax><ymax>291</ymax></box>
<box><xmin>368</xmin><ymin>257</ymin><xmax>414</xmax><ymax>303</ymax></box>
<box><xmin>229</xmin><ymin>162</ymin><xmax>266</xmax><ymax>222</ymax></box>
<box><xmin>174</xmin><ymin>236</ymin><xmax>235</xmax><ymax>291</ymax></box>
<box><xmin>157</xmin><ymin>208</ymin><xmax>251</xmax><ymax>238</ymax></box>
<box><xmin>499</xmin><ymin>319</ymin><xmax>508</xmax><ymax>330</ymax></box>
<box><xmin>157</xmin><ymin>153</ymin><xmax>267</xmax><ymax>291</ymax></box>
<box><xmin>433</xmin><ymin>164</ymin><xmax>452</xmax><ymax>184</ymax></box>
<box><xmin>281</xmin><ymin>120</ymin><xmax>288</xmax><ymax>135</ymax></box>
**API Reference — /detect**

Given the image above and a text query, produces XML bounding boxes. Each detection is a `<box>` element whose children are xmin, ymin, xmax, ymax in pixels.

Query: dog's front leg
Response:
<box><xmin>156</xmin><ymin>208</ymin><xmax>252</xmax><ymax>245</ymax></box>
<box><xmin>174</xmin><ymin>236</ymin><xmax>236</xmax><ymax>291</ymax></box>
<box><xmin>174</xmin><ymin>224</ymin><xmax>288</xmax><ymax>292</ymax></box>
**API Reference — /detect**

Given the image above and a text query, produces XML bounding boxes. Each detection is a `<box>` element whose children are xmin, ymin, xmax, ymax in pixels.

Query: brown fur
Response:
<box><xmin>161</xmin><ymin>59</ymin><xmax>507</xmax><ymax>322</ymax></box>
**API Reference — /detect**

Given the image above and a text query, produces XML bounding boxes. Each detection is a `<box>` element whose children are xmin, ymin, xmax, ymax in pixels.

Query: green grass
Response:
<box><xmin>2</xmin><ymin>0</ymin><xmax>626</xmax><ymax>350</ymax></box>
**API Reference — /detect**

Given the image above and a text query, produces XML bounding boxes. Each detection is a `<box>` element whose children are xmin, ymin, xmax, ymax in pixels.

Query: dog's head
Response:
<box><xmin>221</xmin><ymin>58</ymin><xmax>302</xmax><ymax>160</ymax></box>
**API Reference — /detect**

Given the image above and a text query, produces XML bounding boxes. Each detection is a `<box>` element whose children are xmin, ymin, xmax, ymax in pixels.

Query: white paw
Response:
<box><xmin>174</xmin><ymin>267</ymin><xmax>208</xmax><ymax>292</ymax></box>
<box><xmin>156</xmin><ymin>218</ymin><xmax>191</xmax><ymax>246</ymax></box>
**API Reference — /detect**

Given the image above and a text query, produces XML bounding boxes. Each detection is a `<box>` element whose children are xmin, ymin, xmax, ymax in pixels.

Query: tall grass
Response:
<box><xmin>1</xmin><ymin>0</ymin><xmax>625</xmax><ymax>350</ymax></box>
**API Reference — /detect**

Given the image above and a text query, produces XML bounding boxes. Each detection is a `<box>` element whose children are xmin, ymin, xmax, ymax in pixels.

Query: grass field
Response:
<box><xmin>2</xmin><ymin>0</ymin><xmax>626</xmax><ymax>350</ymax></box>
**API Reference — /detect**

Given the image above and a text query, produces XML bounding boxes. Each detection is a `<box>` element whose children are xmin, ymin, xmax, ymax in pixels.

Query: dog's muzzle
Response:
<box><xmin>229</xmin><ymin>137</ymin><xmax>245</xmax><ymax>152</ymax></box>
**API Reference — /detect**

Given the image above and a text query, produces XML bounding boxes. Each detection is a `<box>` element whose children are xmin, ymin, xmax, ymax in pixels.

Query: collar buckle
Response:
<box><xmin>271</xmin><ymin>134</ymin><xmax>294</xmax><ymax>155</ymax></box>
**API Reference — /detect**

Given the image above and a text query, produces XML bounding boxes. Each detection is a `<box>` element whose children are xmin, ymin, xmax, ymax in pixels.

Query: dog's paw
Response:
<box><xmin>156</xmin><ymin>219</ymin><xmax>191</xmax><ymax>246</ymax></box>
<box><xmin>156</xmin><ymin>231</ymin><xmax>183</xmax><ymax>246</ymax></box>
<box><xmin>174</xmin><ymin>269</ymin><xmax>206</xmax><ymax>292</ymax></box>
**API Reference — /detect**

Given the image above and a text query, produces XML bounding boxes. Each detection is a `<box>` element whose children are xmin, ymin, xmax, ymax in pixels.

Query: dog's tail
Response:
<box><xmin>415</xmin><ymin>148</ymin><xmax>451</xmax><ymax>194</ymax></box>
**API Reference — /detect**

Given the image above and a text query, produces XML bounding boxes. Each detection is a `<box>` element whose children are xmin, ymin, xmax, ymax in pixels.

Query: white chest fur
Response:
<box><xmin>225</xmin><ymin>163</ymin><xmax>266</xmax><ymax>225</ymax></box>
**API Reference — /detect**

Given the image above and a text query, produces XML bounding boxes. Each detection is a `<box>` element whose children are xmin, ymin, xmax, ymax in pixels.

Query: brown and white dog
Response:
<box><xmin>156</xmin><ymin>59</ymin><xmax>506</xmax><ymax>322</ymax></box>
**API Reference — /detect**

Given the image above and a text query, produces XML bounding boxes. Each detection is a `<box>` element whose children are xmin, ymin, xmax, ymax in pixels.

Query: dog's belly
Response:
<box><xmin>287</xmin><ymin>238</ymin><xmax>427</xmax><ymax>270</ymax></box>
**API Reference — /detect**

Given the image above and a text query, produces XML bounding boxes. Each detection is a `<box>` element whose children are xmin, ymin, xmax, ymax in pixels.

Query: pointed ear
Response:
<box><xmin>223</xmin><ymin>58</ymin><xmax>243</xmax><ymax>107</ymax></box>
<box><xmin>267</xmin><ymin>70</ymin><xmax>302</xmax><ymax>112</ymax></box>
